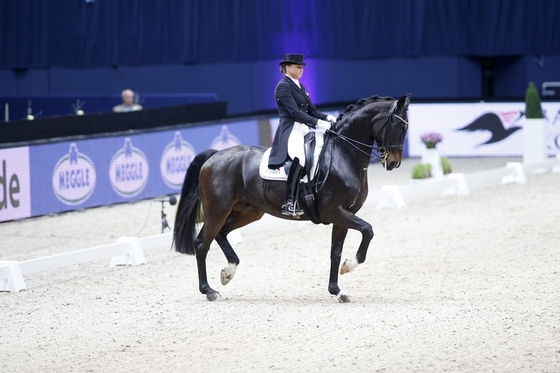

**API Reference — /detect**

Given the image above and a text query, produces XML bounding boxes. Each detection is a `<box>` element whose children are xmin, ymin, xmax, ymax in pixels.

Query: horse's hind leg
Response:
<box><xmin>216</xmin><ymin>210</ymin><xmax>264</xmax><ymax>286</ymax></box>
<box><xmin>215</xmin><ymin>233</ymin><xmax>239</xmax><ymax>286</ymax></box>
<box><xmin>193</xmin><ymin>228</ymin><xmax>222</xmax><ymax>301</ymax></box>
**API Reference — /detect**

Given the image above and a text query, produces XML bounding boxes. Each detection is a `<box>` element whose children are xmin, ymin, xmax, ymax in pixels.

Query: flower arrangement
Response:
<box><xmin>420</xmin><ymin>132</ymin><xmax>443</xmax><ymax>149</ymax></box>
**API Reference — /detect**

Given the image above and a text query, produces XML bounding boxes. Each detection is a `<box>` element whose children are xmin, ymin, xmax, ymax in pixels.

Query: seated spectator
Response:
<box><xmin>113</xmin><ymin>89</ymin><xmax>143</xmax><ymax>112</ymax></box>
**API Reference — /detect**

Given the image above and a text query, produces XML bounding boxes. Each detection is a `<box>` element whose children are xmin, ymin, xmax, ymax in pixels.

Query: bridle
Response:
<box><xmin>327</xmin><ymin>100</ymin><xmax>408</xmax><ymax>163</ymax></box>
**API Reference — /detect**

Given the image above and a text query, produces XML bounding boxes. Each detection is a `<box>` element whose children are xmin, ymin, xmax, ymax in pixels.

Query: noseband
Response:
<box><xmin>376</xmin><ymin>101</ymin><xmax>408</xmax><ymax>161</ymax></box>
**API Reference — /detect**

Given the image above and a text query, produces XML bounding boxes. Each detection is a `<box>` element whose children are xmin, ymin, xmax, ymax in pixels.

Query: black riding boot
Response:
<box><xmin>282</xmin><ymin>160</ymin><xmax>304</xmax><ymax>217</ymax></box>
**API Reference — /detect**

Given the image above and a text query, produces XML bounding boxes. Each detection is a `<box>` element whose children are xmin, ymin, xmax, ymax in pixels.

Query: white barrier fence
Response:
<box><xmin>0</xmin><ymin>232</ymin><xmax>173</xmax><ymax>293</ymax></box>
<box><xmin>2</xmin><ymin>158</ymin><xmax>559</xmax><ymax>294</ymax></box>
<box><xmin>367</xmin><ymin>157</ymin><xmax>560</xmax><ymax>209</ymax></box>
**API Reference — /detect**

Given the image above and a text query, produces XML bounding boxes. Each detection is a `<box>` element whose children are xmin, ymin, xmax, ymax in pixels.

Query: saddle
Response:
<box><xmin>259</xmin><ymin>131</ymin><xmax>323</xmax><ymax>182</ymax></box>
<box><xmin>259</xmin><ymin>131</ymin><xmax>330</xmax><ymax>225</ymax></box>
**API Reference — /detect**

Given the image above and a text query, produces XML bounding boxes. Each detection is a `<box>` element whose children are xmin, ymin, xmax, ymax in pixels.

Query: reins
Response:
<box><xmin>327</xmin><ymin>129</ymin><xmax>373</xmax><ymax>157</ymax></box>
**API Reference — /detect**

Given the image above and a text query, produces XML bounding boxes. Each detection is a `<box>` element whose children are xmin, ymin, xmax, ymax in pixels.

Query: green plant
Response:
<box><xmin>441</xmin><ymin>156</ymin><xmax>452</xmax><ymax>174</ymax></box>
<box><xmin>525</xmin><ymin>81</ymin><xmax>544</xmax><ymax>119</ymax></box>
<box><xmin>412</xmin><ymin>163</ymin><xmax>432</xmax><ymax>179</ymax></box>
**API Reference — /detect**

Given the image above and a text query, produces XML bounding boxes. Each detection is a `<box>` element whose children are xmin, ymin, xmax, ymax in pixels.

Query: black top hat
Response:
<box><xmin>279</xmin><ymin>53</ymin><xmax>306</xmax><ymax>66</ymax></box>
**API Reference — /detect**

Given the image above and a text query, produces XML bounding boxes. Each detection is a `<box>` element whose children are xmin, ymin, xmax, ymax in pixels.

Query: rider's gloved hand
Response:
<box><xmin>316</xmin><ymin>119</ymin><xmax>331</xmax><ymax>131</ymax></box>
<box><xmin>326</xmin><ymin>115</ymin><xmax>337</xmax><ymax>123</ymax></box>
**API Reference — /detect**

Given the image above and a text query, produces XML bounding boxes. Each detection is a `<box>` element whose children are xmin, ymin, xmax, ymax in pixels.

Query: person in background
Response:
<box><xmin>112</xmin><ymin>89</ymin><xmax>143</xmax><ymax>112</ymax></box>
<box><xmin>268</xmin><ymin>53</ymin><xmax>336</xmax><ymax>217</ymax></box>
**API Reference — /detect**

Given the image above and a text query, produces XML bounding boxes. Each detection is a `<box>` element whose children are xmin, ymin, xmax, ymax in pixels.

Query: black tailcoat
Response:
<box><xmin>268</xmin><ymin>75</ymin><xmax>327</xmax><ymax>169</ymax></box>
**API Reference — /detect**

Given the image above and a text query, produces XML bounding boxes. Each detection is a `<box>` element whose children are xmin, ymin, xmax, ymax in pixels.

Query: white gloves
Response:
<box><xmin>326</xmin><ymin>114</ymin><xmax>337</xmax><ymax>123</ymax></box>
<box><xmin>316</xmin><ymin>119</ymin><xmax>331</xmax><ymax>131</ymax></box>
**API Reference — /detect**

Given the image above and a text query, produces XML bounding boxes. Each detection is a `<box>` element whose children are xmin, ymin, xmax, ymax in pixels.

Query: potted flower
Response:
<box><xmin>420</xmin><ymin>131</ymin><xmax>444</xmax><ymax>178</ymax></box>
<box><xmin>420</xmin><ymin>132</ymin><xmax>443</xmax><ymax>149</ymax></box>
<box><xmin>523</xmin><ymin>81</ymin><xmax>547</xmax><ymax>164</ymax></box>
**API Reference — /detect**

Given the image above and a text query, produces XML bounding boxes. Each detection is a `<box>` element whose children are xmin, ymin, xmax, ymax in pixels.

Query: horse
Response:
<box><xmin>173</xmin><ymin>94</ymin><xmax>411</xmax><ymax>302</ymax></box>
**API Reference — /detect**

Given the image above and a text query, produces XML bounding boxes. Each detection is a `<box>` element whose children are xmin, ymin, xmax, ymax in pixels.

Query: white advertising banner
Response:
<box><xmin>407</xmin><ymin>102</ymin><xmax>560</xmax><ymax>157</ymax></box>
<box><xmin>0</xmin><ymin>147</ymin><xmax>31</xmax><ymax>222</ymax></box>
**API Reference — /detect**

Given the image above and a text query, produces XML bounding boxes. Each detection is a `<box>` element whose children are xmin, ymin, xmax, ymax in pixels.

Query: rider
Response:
<box><xmin>268</xmin><ymin>53</ymin><xmax>337</xmax><ymax>217</ymax></box>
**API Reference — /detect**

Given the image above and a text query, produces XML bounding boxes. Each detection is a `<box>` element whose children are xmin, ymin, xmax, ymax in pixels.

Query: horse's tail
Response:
<box><xmin>173</xmin><ymin>149</ymin><xmax>218</xmax><ymax>255</ymax></box>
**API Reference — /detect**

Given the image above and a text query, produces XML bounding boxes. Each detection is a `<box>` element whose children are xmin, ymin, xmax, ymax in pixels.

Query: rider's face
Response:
<box><xmin>286</xmin><ymin>64</ymin><xmax>304</xmax><ymax>80</ymax></box>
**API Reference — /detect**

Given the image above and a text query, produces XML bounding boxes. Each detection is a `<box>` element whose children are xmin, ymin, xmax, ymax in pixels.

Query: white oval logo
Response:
<box><xmin>109</xmin><ymin>138</ymin><xmax>149</xmax><ymax>198</ymax></box>
<box><xmin>210</xmin><ymin>125</ymin><xmax>241</xmax><ymax>150</ymax></box>
<box><xmin>52</xmin><ymin>143</ymin><xmax>97</xmax><ymax>205</ymax></box>
<box><xmin>160</xmin><ymin>131</ymin><xmax>196</xmax><ymax>190</ymax></box>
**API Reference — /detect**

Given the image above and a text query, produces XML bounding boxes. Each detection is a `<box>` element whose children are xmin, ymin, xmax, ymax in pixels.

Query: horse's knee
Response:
<box><xmin>363</xmin><ymin>224</ymin><xmax>374</xmax><ymax>241</ymax></box>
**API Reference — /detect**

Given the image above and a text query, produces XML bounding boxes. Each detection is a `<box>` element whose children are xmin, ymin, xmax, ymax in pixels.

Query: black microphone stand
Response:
<box><xmin>161</xmin><ymin>200</ymin><xmax>171</xmax><ymax>233</ymax></box>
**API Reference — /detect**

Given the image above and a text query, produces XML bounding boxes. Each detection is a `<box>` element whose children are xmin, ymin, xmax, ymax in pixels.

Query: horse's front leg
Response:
<box><xmin>328</xmin><ymin>210</ymin><xmax>374</xmax><ymax>302</ymax></box>
<box><xmin>329</xmin><ymin>224</ymin><xmax>351</xmax><ymax>302</ymax></box>
<box><xmin>339</xmin><ymin>214</ymin><xmax>374</xmax><ymax>275</ymax></box>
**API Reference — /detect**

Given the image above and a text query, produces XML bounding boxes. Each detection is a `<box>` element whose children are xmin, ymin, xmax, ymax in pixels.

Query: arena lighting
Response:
<box><xmin>156</xmin><ymin>195</ymin><xmax>177</xmax><ymax>233</ymax></box>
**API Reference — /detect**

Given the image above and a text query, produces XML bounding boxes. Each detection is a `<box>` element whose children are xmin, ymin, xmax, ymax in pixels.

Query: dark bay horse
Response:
<box><xmin>173</xmin><ymin>94</ymin><xmax>411</xmax><ymax>302</ymax></box>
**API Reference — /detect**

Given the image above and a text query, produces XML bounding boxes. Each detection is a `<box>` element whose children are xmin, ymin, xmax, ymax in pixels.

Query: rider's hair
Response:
<box><xmin>280</xmin><ymin>64</ymin><xmax>288</xmax><ymax>74</ymax></box>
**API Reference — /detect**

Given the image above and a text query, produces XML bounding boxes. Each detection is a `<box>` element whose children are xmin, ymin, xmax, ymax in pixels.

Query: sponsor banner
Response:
<box><xmin>407</xmin><ymin>102</ymin><xmax>560</xmax><ymax>157</ymax></box>
<box><xmin>0</xmin><ymin>147</ymin><xmax>31</xmax><ymax>222</ymax></box>
<box><xmin>29</xmin><ymin>120</ymin><xmax>259</xmax><ymax>217</ymax></box>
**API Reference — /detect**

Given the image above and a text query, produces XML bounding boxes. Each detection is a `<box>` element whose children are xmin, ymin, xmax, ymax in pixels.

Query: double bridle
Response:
<box><xmin>327</xmin><ymin>100</ymin><xmax>408</xmax><ymax>163</ymax></box>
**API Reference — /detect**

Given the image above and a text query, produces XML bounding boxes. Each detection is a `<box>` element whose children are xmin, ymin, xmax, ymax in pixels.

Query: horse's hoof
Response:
<box><xmin>340</xmin><ymin>258</ymin><xmax>358</xmax><ymax>275</ymax></box>
<box><xmin>337</xmin><ymin>294</ymin><xmax>352</xmax><ymax>303</ymax></box>
<box><xmin>206</xmin><ymin>292</ymin><xmax>222</xmax><ymax>302</ymax></box>
<box><xmin>220</xmin><ymin>268</ymin><xmax>232</xmax><ymax>286</ymax></box>
<box><xmin>340</xmin><ymin>259</ymin><xmax>350</xmax><ymax>274</ymax></box>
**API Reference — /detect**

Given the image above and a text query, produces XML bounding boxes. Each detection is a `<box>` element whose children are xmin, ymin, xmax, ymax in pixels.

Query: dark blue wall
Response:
<box><xmin>2</xmin><ymin>1</ymin><xmax>559</xmax><ymax>115</ymax></box>
<box><xmin>2</xmin><ymin>55</ymin><xmax>558</xmax><ymax>115</ymax></box>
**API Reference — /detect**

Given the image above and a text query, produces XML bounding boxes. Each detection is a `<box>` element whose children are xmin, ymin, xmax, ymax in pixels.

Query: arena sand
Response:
<box><xmin>1</xmin><ymin>157</ymin><xmax>559</xmax><ymax>373</ymax></box>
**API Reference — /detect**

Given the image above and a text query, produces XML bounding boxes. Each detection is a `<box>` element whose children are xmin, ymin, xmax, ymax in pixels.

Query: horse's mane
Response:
<box><xmin>336</xmin><ymin>95</ymin><xmax>395</xmax><ymax>122</ymax></box>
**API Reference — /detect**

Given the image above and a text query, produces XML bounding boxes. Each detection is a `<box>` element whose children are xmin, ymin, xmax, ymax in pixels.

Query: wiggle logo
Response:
<box><xmin>160</xmin><ymin>132</ymin><xmax>196</xmax><ymax>190</ymax></box>
<box><xmin>109</xmin><ymin>138</ymin><xmax>149</xmax><ymax>198</ymax></box>
<box><xmin>52</xmin><ymin>143</ymin><xmax>96</xmax><ymax>205</ymax></box>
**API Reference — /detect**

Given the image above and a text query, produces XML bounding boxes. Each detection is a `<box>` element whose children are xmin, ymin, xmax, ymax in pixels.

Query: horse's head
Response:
<box><xmin>332</xmin><ymin>94</ymin><xmax>411</xmax><ymax>170</ymax></box>
<box><xmin>372</xmin><ymin>94</ymin><xmax>411</xmax><ymax>170</ymax></box>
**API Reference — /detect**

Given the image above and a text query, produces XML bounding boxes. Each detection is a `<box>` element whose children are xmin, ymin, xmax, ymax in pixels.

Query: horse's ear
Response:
<box><xmin>396</xmin><ymin>94</ymin><xmax>411</xmax><ymax>111</ymax></box>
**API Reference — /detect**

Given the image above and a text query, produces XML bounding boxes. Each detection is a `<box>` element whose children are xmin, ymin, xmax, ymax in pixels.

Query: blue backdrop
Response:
<box><xmin>1</xmin><ymin>0</ymin><xmax>559</xmax><ymax>115</ymax></box>
<box><xmin>2</xmin><ymin>0</ymin><xmax>559</xmax><ymax>68</ymax></box>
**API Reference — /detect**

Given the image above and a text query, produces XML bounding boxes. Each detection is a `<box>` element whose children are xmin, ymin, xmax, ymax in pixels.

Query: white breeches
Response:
<box><xmin>287</xmin><ymin>122</ymin><xmax>310</xmax><ymax>167</ymax></box>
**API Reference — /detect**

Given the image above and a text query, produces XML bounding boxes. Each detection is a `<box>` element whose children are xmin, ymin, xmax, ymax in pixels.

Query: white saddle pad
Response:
<box><xmin>259</xmin><ymin>148</ymin><xmax>288</xmax><ymax>181</ymax></box>
<box><xmin>259</xmin><ymin>129</ymin><xmax>326</xmax><ymax>182</ymax></box>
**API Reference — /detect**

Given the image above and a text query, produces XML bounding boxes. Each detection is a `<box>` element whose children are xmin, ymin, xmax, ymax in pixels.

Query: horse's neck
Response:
<box><xmin>329</xmin><ymin>130</ymin><xmax>371</xmax><ymax>180</ymax></box>
<box><xmin>336</xmin><ymin>123</ymin><xmax>374</xmax><ymax>166</ymax></box>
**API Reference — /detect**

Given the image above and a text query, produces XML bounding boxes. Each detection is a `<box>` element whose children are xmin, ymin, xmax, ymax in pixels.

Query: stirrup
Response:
<box><xmin>281</xmin><ymin>200</ymin><xmax>304</xmax><ymax>218</ymax></box>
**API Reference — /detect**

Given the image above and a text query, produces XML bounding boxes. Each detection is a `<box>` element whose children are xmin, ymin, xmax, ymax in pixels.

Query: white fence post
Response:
<box><xmin>502</xmin><ymin>162</ymin><xmax>527</xmax><ymax>184</ymax></box>
<box><xmin>442</xmin><ymin>173</ymin><xmax>470</xmax><ymax>196</ymax></box>
<box><xmin>0</xmin><ymin>261</ymin><xmax>26</xmax><ymax>292</ymax></box>
<box><xmin>376</xmin><ymin>185</ymin><xmax>405</xmax><ymax>209</ymax></box>
<box><xmin>110</xmin><ymin>237</ymin><xmax>146</xmax><ymax>266</ymax></box>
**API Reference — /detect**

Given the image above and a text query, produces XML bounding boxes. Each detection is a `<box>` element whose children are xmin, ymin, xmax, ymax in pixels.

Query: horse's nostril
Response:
<box><xmin>387</xmin><ymin>160</ymin><xmax>398</xmax><ymax>170</ymax></box>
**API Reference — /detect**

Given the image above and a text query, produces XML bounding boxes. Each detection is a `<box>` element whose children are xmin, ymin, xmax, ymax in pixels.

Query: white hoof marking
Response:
<box><xmin>220</xmin><ymin>263</ymin><xmax>238</xmax><ymax>285</ymax></box>
<box><xmin>340</xmin><ymin>257</ymin><xmax>359</xmax><ymax>275</ymax></box>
